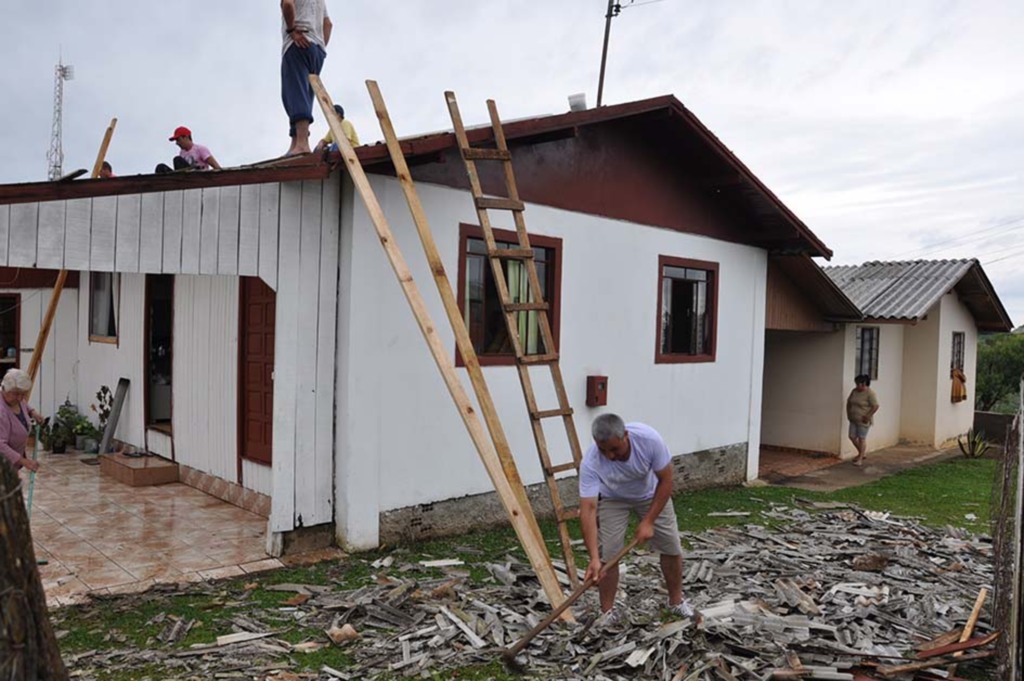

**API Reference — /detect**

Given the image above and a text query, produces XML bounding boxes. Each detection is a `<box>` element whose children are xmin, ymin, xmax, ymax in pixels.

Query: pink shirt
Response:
<box><xmin>0</xmin><ymin>399</ymin><xmax>31</xmax><ymax>469</ymax></box>
<box><xmin>179</xmin><ymin>143</ymin><xmax>214</xmax><ymax>170</ymax></box>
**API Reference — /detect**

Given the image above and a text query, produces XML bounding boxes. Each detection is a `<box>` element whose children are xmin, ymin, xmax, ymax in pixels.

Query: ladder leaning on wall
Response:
<box><xmin>444</xmin><ymin>92</ymin><xmax>586</xmax><ymax>588</ymax></box>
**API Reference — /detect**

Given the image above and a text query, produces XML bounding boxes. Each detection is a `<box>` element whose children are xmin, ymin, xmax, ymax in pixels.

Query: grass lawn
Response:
<box><xmin>53</xmin><ymin>457</ymin><xmax>998</xmax><ymax>680</ymax></box>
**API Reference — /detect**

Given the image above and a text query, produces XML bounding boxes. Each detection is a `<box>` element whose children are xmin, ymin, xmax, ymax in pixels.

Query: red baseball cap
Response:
<box><xmin>169</xmin><ymin>126</ymin><xmax>192</xmax><ymax>141</ymax></box>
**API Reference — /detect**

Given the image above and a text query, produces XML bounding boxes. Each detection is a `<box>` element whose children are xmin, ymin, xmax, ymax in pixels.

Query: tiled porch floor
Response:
<box><xmin>25</xmin><ymin>451</ymin><xmax>285</xmax><ymax>606</ymax></box>
<box><xmin>758</xmin><ymin>447</ymin><xmax>840</xmax><ymax>480</ymax></box>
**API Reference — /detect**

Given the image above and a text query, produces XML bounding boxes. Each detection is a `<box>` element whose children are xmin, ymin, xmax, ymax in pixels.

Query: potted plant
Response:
<box><xmin>39</xmin><ymin>417</ymin><xmax>72</xmax><ymax>454</ymax></box>
<box><xmin>56</xmin><ymin>400</ymin><xmax>98</xmax><ymax>451</ymax></box>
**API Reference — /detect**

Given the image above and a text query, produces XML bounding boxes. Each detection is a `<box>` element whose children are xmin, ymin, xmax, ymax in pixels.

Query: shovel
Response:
<box><xmin>502</xmin><ymin>536</ymin><xmax>640</xmax><ymax>671</ymax></box>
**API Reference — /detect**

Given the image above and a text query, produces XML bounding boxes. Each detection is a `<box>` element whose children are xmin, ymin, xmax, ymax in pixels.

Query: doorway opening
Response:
<box><xmin>145</xmin><ymin>275</ymin><xmax>174</xmax><ymax>433</ymax></box>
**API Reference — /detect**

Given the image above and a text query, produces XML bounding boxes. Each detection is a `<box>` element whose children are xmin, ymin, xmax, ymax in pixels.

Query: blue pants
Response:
<box><xmin>281</xmin><ymin>44</ymin><xmax>326</xmax><ymax>138</ymax></box>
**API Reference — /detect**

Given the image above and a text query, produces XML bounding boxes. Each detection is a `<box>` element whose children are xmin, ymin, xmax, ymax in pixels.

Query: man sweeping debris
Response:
<box><xmin>579</xmin><ymin>413</ymin><xmax>694</xmax><ymax>624</ymax></box>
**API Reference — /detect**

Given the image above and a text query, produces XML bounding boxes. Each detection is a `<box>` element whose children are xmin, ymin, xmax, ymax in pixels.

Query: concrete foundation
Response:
<box><xmin>378</xmin><ymin>442</ymin><xmax>748</xmax><ymax>545</ymax></box>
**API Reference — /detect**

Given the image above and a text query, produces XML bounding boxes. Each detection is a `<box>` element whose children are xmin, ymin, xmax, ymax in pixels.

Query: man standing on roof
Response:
<box><xmin>156</xmin><ymin>126</ymin><xmax>221</xmax><ymax>173</ymax></box>
<box><xmin>280</xmin><ymin>0</ymin><xmax>333</xmax><ymax>156</ymax></box>
<box><xmin>579</xmin><ymin>413</ymin><xmax>694</xmax><ymax>625</ymax></box>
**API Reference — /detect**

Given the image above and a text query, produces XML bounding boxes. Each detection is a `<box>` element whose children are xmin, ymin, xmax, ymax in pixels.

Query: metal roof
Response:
<box><xmin>822</xmin><ymin>259</ymin><xmax>1013</xmax><ymax>332</ymax></box>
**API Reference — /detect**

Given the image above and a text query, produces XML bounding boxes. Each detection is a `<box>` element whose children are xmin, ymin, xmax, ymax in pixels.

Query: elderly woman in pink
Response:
<box><xmin>1</xmin><ymin>368</ymin><xmax>44</xmax><ymax>473</ymax></box>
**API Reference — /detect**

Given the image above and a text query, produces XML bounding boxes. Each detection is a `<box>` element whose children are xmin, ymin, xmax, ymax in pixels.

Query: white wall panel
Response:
<box><xmin>162</xmin><ymin>190</ymin><xmax>184</xmax><ymax>274</ymax></box>
<box><xmin>90</xmin><ymin>197</ymin><xmax>117</xmax><ymax>271</ymax></box>
<box><xmin>238</xmin><ymin>185</ymin><xmax>260</xmax><ymax>276</ymax></box>
<box><xmin>64</xmin><ymin>199</ymin><xmax>92</xmax><ymax>270</ymax></box>
<box><xmin>199</xmin><ymin>189</ymin><xmax>220</xmax><ymax>275</ymax></box>
<box><xmin>76</xmin><ymin>272</ymin><xmax>146</xmax><ymax>448</ymax></box>
<box><xmin>258</xmin><ymin>184</ymin><xmax>280</xmax><ymax>291</ymax></box>
<box><xmin>9</xmin><ymin>203</ymin><xmax>39</xmax><ymax>267</ymax></box>
<box><xmin>114</xmin><ymin>194</ymin><xmax>141</xmax><ymax>273</ymax></box>
<box><xmin>171</xmin><ymin>275</ymin><xmax>240</xmax><ymax>482</ymax></box>
<box><xmin>139</xmin><ymin>193</ymin><xmax>164</xmax><ymax>273</ymax></box>
<box><xmin>0</xmin><ymin>205</ymin><xmax>9</xmax><ymax>265</ymax></box>
<box><xmin>217</xmin><ymin>186</ymin><xmax>240</xmax><ymax>275</ymax></box>
<box><xmin>180</xmin><ymin>189</ymin><xmax>202</xmax><ymax>274</ymax></box>
<box><xmin>36</xmin><ymin>202</ymin><xmax>66</xmax><ymax>268</ymax></box>
<box><xmin>242</xmin><ymin>458</ymin><xmax>272</xmax><ymax>496</ymax></box>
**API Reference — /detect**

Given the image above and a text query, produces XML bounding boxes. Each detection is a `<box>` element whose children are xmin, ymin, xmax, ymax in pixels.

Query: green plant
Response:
<box><xmin>91</xmin><ymin>385</ymin><xmax>114</xmax><ymax>432</ymax></box>
<box><xmin>56</xmin><ymin>400</ymin><xmax>100</xmax><ymax>440</ymax></box>
<box><xmin>38</xmin><ymin>415</ymin><xmax>72</xmax><ymax>451</ymax></box>
<box><xmin>958</xmin><ymin>429</ymin><xmax>991</xmax><ymax>459</ymax></box>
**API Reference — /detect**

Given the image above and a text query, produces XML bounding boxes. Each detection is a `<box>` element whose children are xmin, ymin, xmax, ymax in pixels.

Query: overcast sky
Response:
<box><xmin>2</xmin><ymin>0</ymin><xmax>1022</xmax><ymax>326</ymax></box>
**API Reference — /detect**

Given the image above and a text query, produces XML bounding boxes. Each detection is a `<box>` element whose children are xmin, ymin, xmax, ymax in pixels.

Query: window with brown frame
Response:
<box><xmin>456</xmin><ymin>224</ymin><xmax>561</xmax><ymax>366</ymax></box>
<box><xmin>951</xmin><ymin>331</ymin><xmax>965</xmax><ymax>372</ymax></box>
<box><xmin>855</xmin><ymin>326</ymin><xmax>880</xmax><ymax>380</ymax></box>
<box><xmin>655</xmin><ymin>255</ymin><xmax>718</xmax><ymax>363</ymax></box>
<box><xmin>89</xmin><ymin>272</ymin><xmax>119</xmax><ymax>343</ymax></box>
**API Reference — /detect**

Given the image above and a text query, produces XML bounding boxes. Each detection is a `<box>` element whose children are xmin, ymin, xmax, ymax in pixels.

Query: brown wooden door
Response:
<box><xmin>239</xmin><ymin>277</ymin><xmax>275</xmax><ymax>464</ymax></box>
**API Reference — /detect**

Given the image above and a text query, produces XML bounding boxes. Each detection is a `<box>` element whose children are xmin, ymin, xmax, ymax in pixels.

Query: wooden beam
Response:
<box><xmin>309</xmin><ymin>74</ymin><xmax>568</xmax><ymax>614</ymax></box>
<box><xmin>364</xmin><ymin>80</ymin><xmax>569</xmax><ymax>618</ymax></box>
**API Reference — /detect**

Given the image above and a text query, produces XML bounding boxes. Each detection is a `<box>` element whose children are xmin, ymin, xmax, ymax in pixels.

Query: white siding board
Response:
<box><xmin>51</xmin><ymin>290</ymin><xmax>79</xmax><ymax>417</ymax></box>
<box><xmin>293</xmin><ymin>180</ymin><xmax>323</xmax><ymax>526</ymax></box>
<box><xmin>146</xmin><ymin>429</ymin><xmax>173</xmax><ymax>459</ymax></box>
<box><xmin>64</xmin><ymin>199</ymin><xmax>92</xmax><ymax>270</ymax></box>
<box><xmin>139</xmin><ymin>193</ymin><xmax>164</xmax><ymax>273</ymax></box>
<box><xmin>217</xmin><ymin>186</ymin><xmax>240</xmax><ymax>275</ymax></box>
<box><xmin>0</xmin><ymin>205</ymin><xmax>9</xmax><ymax>265</ymax></box>
<box><xmin>36</xmin><ymin>202</ymin><xmax>66</xmax><ymax>268</ymax></box>
<box><xmin>199</xmin><ymin>188</ymin><xmax>220</xmax><ymax>275</ymax></box>
<box><xmin>238</xmin><ymin>185</ymin><xmax>260</xmax><ymax>276</ymax></box>
<box><xmin>114</xmin><ymin>194</ymin><xmax>142</xmax><ymax>273</ymax></box>
<box><xmin>242</xmin><ymin>459</ymin><xmax>272</xmax><ymax>497</ymax></box>
<box><xmin>313</xmin><ymin>176</ymin><xmax>339</xmax><ymax>524</ymax></box>
<box><xmin>270</xmin><ymin>181</ymin><xmax>302</xmax><ymax>532</ymax></box>
<box><xmin>9</xmin><ymin>203</ymin><xmax>39</xmax><ymax>267</ymax></box>
<box><xmin>90</xmin><ymin>196</ymin><xmax>117</xmax><ymax>271</ymax></box>
<box><xmin>162</xmin><ymin>191</ymin><xmax>184</xmax><ymax>274</ymax></box>
<box><xmin>180</xmin><ymin>189</ymin><xmax>202</xmax><ymax>274</ymax></box>
<box><xmin>258</xmin><ymin>184</ymin><xmax>280</xmax><ymax>291</ymax></box>
<box><xmin>171</xmin><ymin>275</ymin><xmax>240</xmax><ymax>478</ymax></box>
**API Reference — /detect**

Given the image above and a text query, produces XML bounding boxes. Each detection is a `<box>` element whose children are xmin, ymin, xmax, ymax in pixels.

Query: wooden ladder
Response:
<box><xmin>445</xmin><ymin>92</ymin><xmax>585</xmax><ymax>587</ymax></box>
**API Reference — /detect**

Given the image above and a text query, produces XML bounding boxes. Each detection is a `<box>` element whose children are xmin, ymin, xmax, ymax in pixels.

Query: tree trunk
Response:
<box><xmin>0</xmin><ymin>460</ymin><xmax>68</xmax><ymax>680</ymax></box>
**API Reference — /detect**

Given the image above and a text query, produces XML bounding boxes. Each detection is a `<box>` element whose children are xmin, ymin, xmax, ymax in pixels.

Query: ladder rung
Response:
<box><xmin>558</xmin><ymin>508</ymin><xmax>580</xmax><ymax>522</ymax></box>
<box><xmin>546</xmin><ymin>462</ymin><xmax>578</xmax><ymax>475</ymax></box>
<box><xmin>462</xmin><ymin>147</ymin><xmax>512</xmax><ymax>161</ymax></box>
<box><xmin>531</xmin><ymin>408</ymin><xmax>574</xmax><ymax>421</ymax></box>
<box><xmin>476</xmin><ymin>197</ymin><xmax>525</xmax><ymax>211</ymax></box>
<box><xmin>518</xmin><ymin>353</ymin><xmax>559</xmax><ymax>365</ymax></box>
<box><xmin>489</xmin><ymin>248</ymin><xmax>534</xmax><ymax>260</ymax></box>
<box><xmin>505</xmin><ymin>302</ymin><xmax>548</xmax><ymax>312</ymax></box>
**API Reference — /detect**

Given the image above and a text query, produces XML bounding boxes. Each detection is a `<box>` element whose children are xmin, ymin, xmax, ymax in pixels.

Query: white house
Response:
<box><xmin>0</xmin><ymin>95</ymin><xmax>834</xmax><ymax>553</ymax></box>
<box><xmin>761</xmin><ymin>259</ymin><xmax>1012</xmax><ymax>458</ymax></box>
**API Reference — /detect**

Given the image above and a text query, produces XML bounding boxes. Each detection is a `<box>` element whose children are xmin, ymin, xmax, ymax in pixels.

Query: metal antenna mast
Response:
<box><xmin>597</xmin><ymin>0</ymin><xmax>665</xmax><ymax>107</ymax></box>
<box><xmin>47</xmin><ymin>57</ymin><xmax>75</xmax><ymax>180</ymax></box>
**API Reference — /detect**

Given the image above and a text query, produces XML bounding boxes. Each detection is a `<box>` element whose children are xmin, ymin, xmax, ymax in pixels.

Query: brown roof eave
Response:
<box><xmin>957</xmin><ymin>262</ymin><xmax>1014</xmax><ymax>332</ymax></box>
<box><xmin>0</xmin><ymin>159</ymin><xmax>336</xmax><ymax>206</ymax></box>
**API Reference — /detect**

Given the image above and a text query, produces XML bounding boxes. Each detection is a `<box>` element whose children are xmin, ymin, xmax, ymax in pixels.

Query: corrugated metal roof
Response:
<box><xmin>822</xmin><ymin>259</ymin><xmax>977</xmax><ymax>321</ymax></box>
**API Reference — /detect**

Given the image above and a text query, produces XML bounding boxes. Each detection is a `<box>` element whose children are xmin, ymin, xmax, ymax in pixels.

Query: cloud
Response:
<box><xmin>1</xmin><ymin>0</ymin><xmax>1022</xmax><ymax>323</ymax></box>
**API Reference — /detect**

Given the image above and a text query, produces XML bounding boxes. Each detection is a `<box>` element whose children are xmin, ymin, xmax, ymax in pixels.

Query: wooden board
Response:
<box><xmin>36</xmin><ymin>201</ymin><xmax>66</xmax><ymax>269</ymax></box>
<box><xmin>310</xmin><ymin>75</ymin><xmax>567</xmax><ymax>613</ymax></box>
<box><xmin>237</xmin><ymin>185</ymin><xmax>261</xmax><ymax>276</ymax></box>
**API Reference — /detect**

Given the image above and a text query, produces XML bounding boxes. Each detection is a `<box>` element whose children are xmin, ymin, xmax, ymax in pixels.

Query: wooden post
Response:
<box><xmin>26</xmin><ymin>118</ymin><xmax>117</xmax><ymax>401</ymax></box>
<box><xmin>0</xmin><ymin>462</ymin><xmax>69</xmax><ymax>679</ymax></box>
<box><xmin>309</xmin><ymin>75</ymin><xmax>568</xmax><ymax>614</ymax></box>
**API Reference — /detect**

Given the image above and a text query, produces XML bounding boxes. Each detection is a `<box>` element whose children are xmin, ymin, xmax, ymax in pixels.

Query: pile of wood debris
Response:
<box><xmin>58</xmin><ymin>501</ymin><xmax>999</xmax><ymax>680</ymax></box>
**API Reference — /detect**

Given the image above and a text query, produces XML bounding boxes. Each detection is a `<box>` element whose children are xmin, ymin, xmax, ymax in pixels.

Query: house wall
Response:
<box><xmin>761</xmin><ymin>330</ymin><xmax>846</xmax><ymax>453</ymax></box>
<box><xmin>335</xmin><ymin>176</ymin><xmax>767</xmax><ymax>549</ymax></box>
<box><xmin>839</xmin><ymin>323</ymin><xmax>904</xmax><ymax>457</ymax></box>
<box><xmin>934</xmin><ymin>292</ymin><xmax>978</xmax><ymax>446</ymax></box>
<box><xmin>0</xmin><ymin>287</ymin><xmax>79</xmax><ymax>419</ymax></box>
<box><xmin>172</xmin><ymin>275</ymin><xmax>240</xmax><ymax>482</ymax></box>
<box><xmin>76</xmin><ymin>272</ymin><xmax>146</xmax><ymax>447</ymax></box>
<box><xmin>900</xmin><ymin>313</ymin><xmax>941</xmax><ymax>444</ymax></box>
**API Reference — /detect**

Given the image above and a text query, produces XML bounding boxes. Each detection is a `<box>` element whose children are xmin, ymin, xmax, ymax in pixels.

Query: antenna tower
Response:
<box><xmin>46</xmin><ymin>57</ymin><xmax>75</xmax><ymax>180</ymax></box>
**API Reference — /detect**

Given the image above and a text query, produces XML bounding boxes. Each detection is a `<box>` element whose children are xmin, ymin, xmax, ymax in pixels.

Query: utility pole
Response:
<box><xmin>596</xmin><ymin>0</ymin><xmax>621</xmax><ymax>108</ymax></box>
<box><xmin>46</xmin><ymin>58</ymin><xmax>74</xmax><ymax>181</ymax></box>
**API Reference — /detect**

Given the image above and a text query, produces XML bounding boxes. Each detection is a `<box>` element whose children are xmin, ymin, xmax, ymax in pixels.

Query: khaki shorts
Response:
<box><xmin>598</xmin><ymin>497</ymin><xmax>683</xmax><ymax>559</ymax></box>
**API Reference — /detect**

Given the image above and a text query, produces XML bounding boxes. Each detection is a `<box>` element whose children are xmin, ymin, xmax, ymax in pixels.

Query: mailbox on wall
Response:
<box><xmin>586</xmin><ymin>375</ymin><xmax>608</xmax><ymax>407</ymax></box>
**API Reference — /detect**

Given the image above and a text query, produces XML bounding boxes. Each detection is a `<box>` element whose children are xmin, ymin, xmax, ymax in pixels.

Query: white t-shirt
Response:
<box><xmin>578</xmin><ymin>422</ymin><xmax>672</xmax><ymax>502</ymax></box>
<box><xmin>282</xmin><ymin>0</ymin><xmax>331</xmax><ymax>56</ymax></box>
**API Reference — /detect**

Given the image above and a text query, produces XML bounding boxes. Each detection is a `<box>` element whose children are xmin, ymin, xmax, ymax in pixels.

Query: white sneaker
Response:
<box><xmin>594</xmin><ymin>606</ymin><xmax>625</xmax><ymax>628</ymax></box>
<box><xmin>667</xmin><ymin>599</ymin><xmax>696</xmax><ymax>618</ymax></box>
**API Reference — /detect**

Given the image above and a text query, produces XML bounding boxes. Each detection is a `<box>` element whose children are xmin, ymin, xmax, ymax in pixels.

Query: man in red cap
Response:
<box><xmin>280</xmin><ymin>0</ymin><xmax>333</xmax><ymax>156</ymax></box>
<box><xmin>155</xmin><ymin>126</ymin><xmax>221</xmax><ymax>173</ymax></box>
